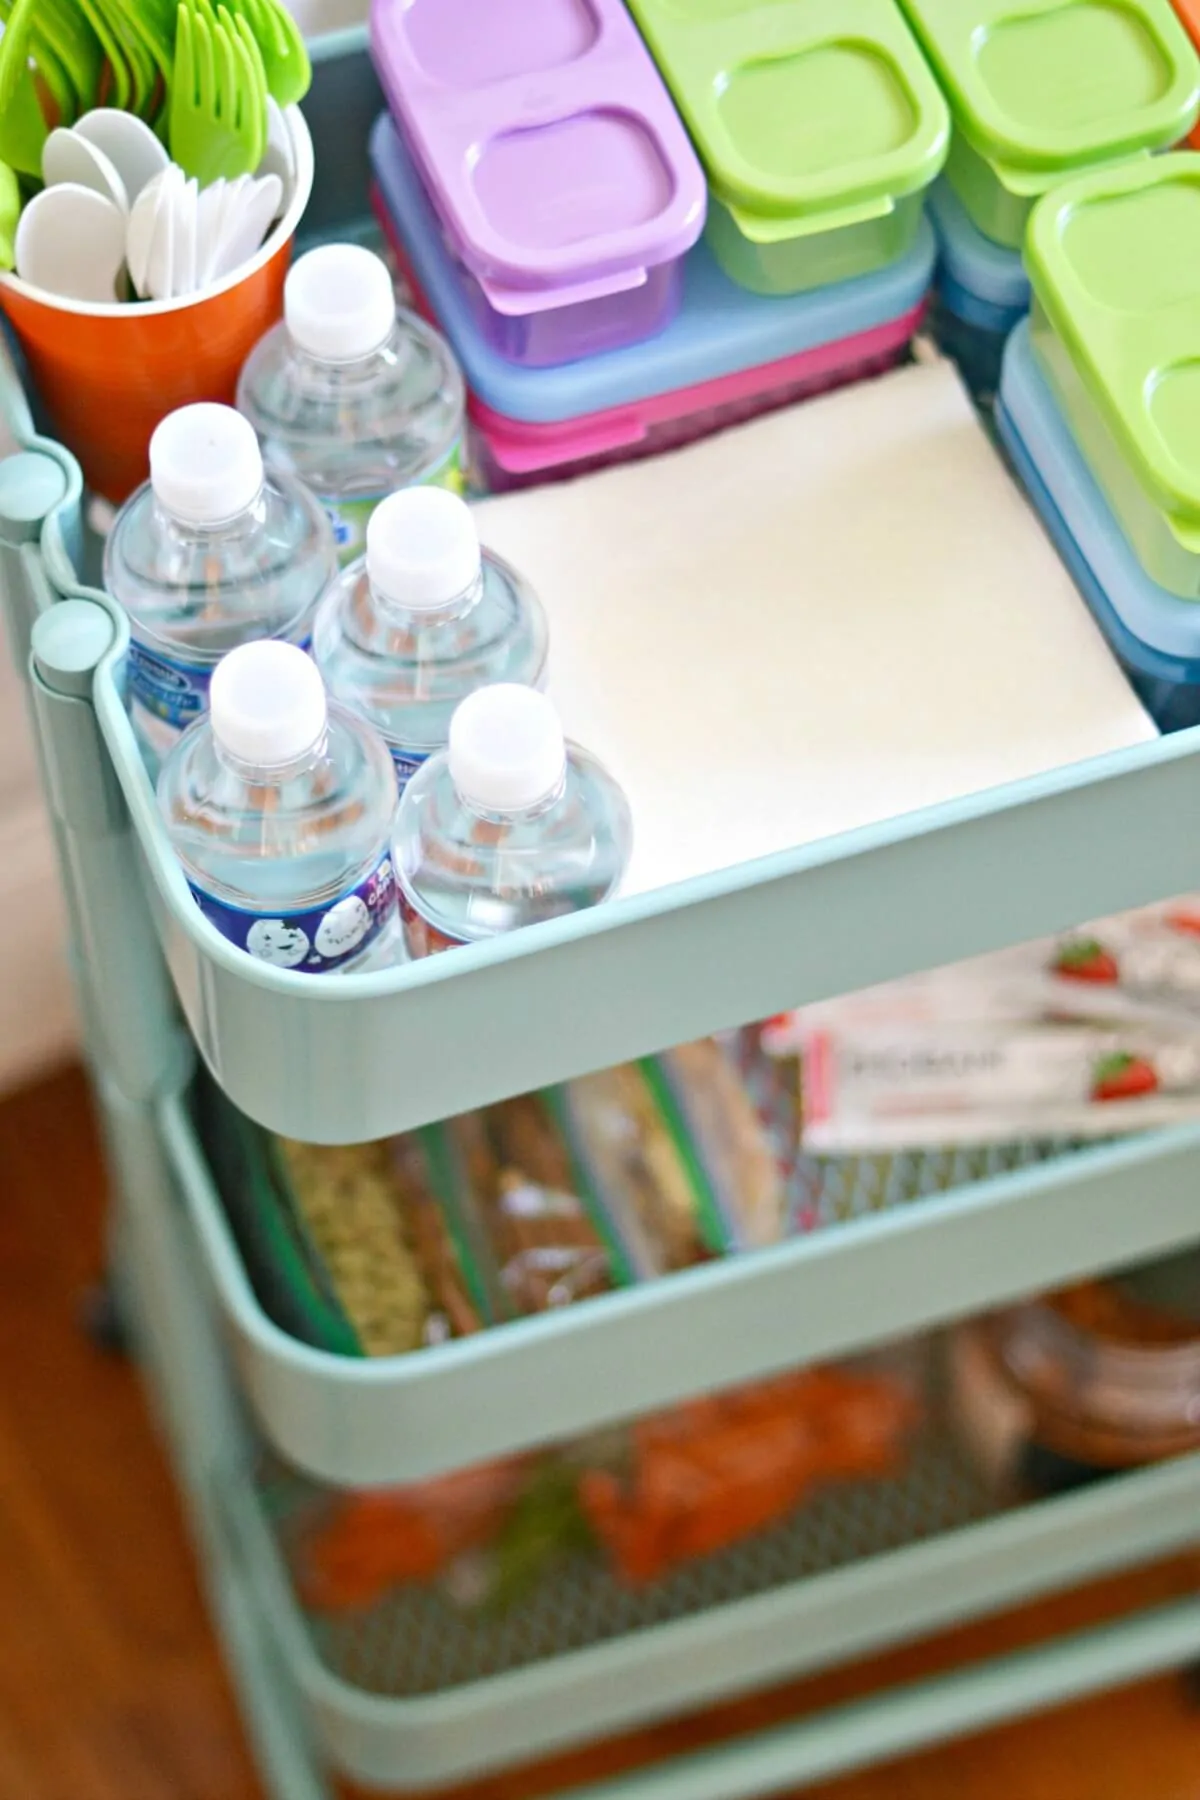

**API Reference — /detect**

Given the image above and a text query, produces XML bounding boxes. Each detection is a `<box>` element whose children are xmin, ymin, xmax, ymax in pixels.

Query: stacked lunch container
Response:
<box><xmin>926</xmin><ymin>179</ymin><xmax>1029</xmax><ymax>403</ymax></box>
<box><xmin>367</xmin><ymin>0</ymin><xmax>949</xmax><ymax>490</ymax></box>
<box><xmin>908</xmin><ymin>0</ymin><xmax>1199</xmax><ymax>395</ymax></box>
<box><xmin>997</xmin><ymin>153</ymin><xmax>1200</xmax><ymax>732</ymax></box>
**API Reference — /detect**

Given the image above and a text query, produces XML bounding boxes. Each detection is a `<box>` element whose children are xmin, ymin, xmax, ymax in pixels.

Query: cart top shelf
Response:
<box><xmin>5</xmin><ymin>38</ymin><xmax>1200</xmax><ymax>1145</ymax></box>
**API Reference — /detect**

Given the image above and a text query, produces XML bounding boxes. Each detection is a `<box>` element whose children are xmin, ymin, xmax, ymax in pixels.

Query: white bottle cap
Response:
<box><xmin>449</xmin><ymin>684</ymin><xmax>567</xmax><ymax>814</ymax></box>
<box><xmin>367</xmin><ymin>487</ymin><xmax>482</xmax><ymax>612</ymax></box>
<box><xmin>150</xmin><ymin>403</ymin><xmax>264</xmax><ymax>526</ymax></box>
<box><xmin>284</xmin><ymin>243</ymin><xmax>396</xmax><ymax>363</ymax></box>
<box><xmin>210</xmin><ymin>641</ymin><xmax>328</xmax><ymax>769</ymax></box>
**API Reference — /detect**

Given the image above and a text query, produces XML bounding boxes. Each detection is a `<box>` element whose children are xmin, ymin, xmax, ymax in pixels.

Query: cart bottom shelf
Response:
<box><xmin>227</xmin><ymin>1432</ymin><xmax>1200</xmax><ymax>1791</ymax></box>
<box><xmin>258</xmin><ymin>1431</ymin><xmax>996</xmax><ymax>1700</ymax></box>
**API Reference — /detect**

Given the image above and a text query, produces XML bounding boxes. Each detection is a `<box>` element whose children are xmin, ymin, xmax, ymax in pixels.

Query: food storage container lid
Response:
<box><xmin>368</xmin><ymin>0</ymin><xmax>706</xmax><ymax>305</ymax></box>
<box><xmin>1026</xmin><ymin>153</ymin><xmax>1200</xmax><ymax>531</ymax></box>
<box><xmin>999</xmin><ymin>319</ymin><xmax>1200</xmax><ymax>671</ymax></box>
<box><xmin>927</xmin><ymin>178</ymin><xmax>1030</xmax><ymax>313</ymax></box>
<box><xmin>900</xmin><ymin>0</ymin><xmax>1200</xmax><ymax>172</ymax></box>
<box><xmin>370</xmin><ymin>113</ymin><xmax>936</xmax><ymax>428</ymax></box>
<box><xmin>625</xmin><ymin>0</ymin><xmax>948</xmax><ymax>234</ymax></box>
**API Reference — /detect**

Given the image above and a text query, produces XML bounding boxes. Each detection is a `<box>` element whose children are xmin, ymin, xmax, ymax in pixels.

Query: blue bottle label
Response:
<box><xmin>127</xmin><ymin>639</ymin><xmax>212</xmax><ymax>733</ymax></box>
<box><xmin>191</xmin><ymin>851</ymin><xmax>396</xmax><ymax>973</ymax></box>
<box><xmin>391</xmin><ymin>745</ymin><xmax>429</xmax><ymax>791</ymax></box>
<box><xmin>127</xmin><ymin>632</ymin><xmax>314</xmax><ymax>763</ymax></box>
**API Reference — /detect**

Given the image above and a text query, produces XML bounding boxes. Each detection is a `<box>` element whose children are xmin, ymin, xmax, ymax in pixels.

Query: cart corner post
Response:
<box><xmin>0</xmin><ymin>448</ymin><xmax>70</xmax><ymax>676</ymax></box>
<box><xmin>29</xmin><ymin>594</ymin><xmax>185</xmax><ymax>1104</ymax></box>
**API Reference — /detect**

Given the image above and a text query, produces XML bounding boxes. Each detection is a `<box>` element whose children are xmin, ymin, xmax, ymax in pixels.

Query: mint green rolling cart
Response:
<box><xmin>2</xmin><ymin>28</ymin><xmax>1199</xmax><ymax>1800</ymax></box>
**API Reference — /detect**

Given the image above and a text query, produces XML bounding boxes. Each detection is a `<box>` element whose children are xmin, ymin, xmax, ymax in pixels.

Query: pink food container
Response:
<box><xmin>370</xmin><ymin>114</ymin><xmax>934</xmax><ymax>491</ymax></box>
<box><xmin>465</xmin><ymin>323</ymin><xmax>929</xmax><ymax>491</ymax></box>
<box><xmin>368</xmin><ymin>0</ymin><xmax>706</xmax><ymax>367</ymax></box>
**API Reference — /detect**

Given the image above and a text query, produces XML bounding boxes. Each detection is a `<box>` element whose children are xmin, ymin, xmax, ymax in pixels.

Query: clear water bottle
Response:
<box><xmin>237</xmin><ymin>242</ymin><xmax>465</xmax><ymax>565</ymax></box>
<box><xmin>395</xmin><ymin>684</ymin><xmax>633</xmax><ymax>958</ymax></box>
<box><xmin>159</xmin><ymin>641</ymin><xmax>399</xmax><ymax>975</ymax></box>
<box><xmin>105</xmin><ymin>403</ymin><xmax>337</xmax><ymax>768</ymax></box>
<box><xmin>312</xmin><ymin>486</ymin><xmax>549</xmax><ymax>791</ymax></box>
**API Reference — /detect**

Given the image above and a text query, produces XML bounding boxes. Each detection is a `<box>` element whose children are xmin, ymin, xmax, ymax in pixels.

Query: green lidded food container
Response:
<box><xmin>899</xmin><ymin>0</ymin><xmax>1200</xmax><ymax>248</ymax></box>
<box><xmin>625</xmin><ymin>0</ymin><xmax>949</xmax><ymax>296</ymax></box>
<box><xmin>1026</xmin><ymin>152</ymin><xmax>1200</xmax><ymax>597</ymax></box>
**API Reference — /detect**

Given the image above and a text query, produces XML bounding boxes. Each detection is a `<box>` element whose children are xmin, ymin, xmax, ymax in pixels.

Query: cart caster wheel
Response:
<box><xmin>80</xmin><ymin>1280</ymin><xmax>130</xmax><ymax>1356</ymax></box>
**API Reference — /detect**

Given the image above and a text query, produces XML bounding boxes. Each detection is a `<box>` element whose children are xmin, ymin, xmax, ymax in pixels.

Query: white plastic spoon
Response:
<box><xmin>209</xmin><ymin>173</ymin><xmax>283</xmax><ymax>282</ymax></box>
<box><xmin>126</xmin><ymin>169</ymin><xmax>166</xmax><ymax>299</ymax></box>
<box><xmin>144</xmin><ymin>164</ymin><xmax>180</xmax><ymax>302</ymax></box>
<box><xmin>15</xmin><ymin>184</ymin><xmax>127</xmax><ymax>302</ymax></box>
<box><xmin>74</xmin><ymin>109</ymin><xmax>169</xmax><ymax>207</ymax></box>
<box><xmin>174</xmin><ymin>176</ymin><xmax>199</xmax><ymax>298</ymax></box>
<box><xmin>256</xmin><ymin>98</ymin><xmax>295</xmax><ymax>199</ymax></box>
<box><xmin>209</xmin><ymin>173</ymin><xmax>248</xmax><ymax>278</ymax></box>
<box><xmin>42</xmin><ymin>127</ymin><xmax>130</xmax><ymax>216</ymax></box>
<box><xmin>196</xmin><ymin>177</ymin><xmax>227</xmax><ymax>286</ymax></box>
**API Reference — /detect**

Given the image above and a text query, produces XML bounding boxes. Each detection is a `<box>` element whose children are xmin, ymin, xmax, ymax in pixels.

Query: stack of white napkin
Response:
<box><xmin>473</xmin><ymin>356</ymin><xmax>1155</xmax><ymax>900</ymax></box>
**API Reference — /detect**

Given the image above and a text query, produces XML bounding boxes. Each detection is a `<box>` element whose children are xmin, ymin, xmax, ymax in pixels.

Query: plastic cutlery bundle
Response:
<box><xmin>0</xmin><ymin>0</ymin><xmax>310</xmax><ymax>177</ymax></box>
<box><xmin>13</xmin><ymin>106</ymin><xmax>289</xmax><ymax>302</ymax></box>
<box><xmin>127</xmin><ymin>165</ymin><xmax>283</xmax><ymax>299</ymax></box>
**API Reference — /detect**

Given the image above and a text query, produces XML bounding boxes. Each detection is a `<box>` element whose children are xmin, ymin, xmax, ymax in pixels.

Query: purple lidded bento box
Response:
<box><xmin>368</xmin><ymin>0</ymin><xmax>707</xmax><ymax>368</ymax></box>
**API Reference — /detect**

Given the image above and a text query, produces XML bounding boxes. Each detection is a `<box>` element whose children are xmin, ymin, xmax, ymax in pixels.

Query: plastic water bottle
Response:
<box><xmin>237</xmin><ymin>242</ymin><xmax>465</xmax><ymax>565</ymax></box>
<box><xmin>105</xmin><ymin>403</ymin><xmax>337</xmax><ymax>768</ymax></box>
<box><xmin>159</xmin><ymin>641</ymin><xmax>399</xmax><ymax>975</ymax></box>
<box><xmin>312</xmin><ymin>486</ymin><xmax>549</xmax><ymax>791</ymax></box>
<box><xmin>394</xmin><ymin>684</ymin><xmax>633</xmax><ymax>958</ymax></box>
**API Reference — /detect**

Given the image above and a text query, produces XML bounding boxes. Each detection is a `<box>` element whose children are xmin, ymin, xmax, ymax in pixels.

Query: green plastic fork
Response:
<box><xmin>0</xmin><ymin>0</ymin><xmax>157</xmax><ymax>134</ymax></box>
<box><xmin>223</xmin><ymin>4</ymin><xmax>269</xmax><ymax>164</ymax></box>
<box><xmin>0</xmin><ymin>159</ymin><xmax>19</xmax><ymax>271</ymax></box>
<box><xmin>227</xmin><ymin>0</ymin><xmax>310</xmax><ymax>108</ymax></box>
<box><xmin>74</xmin><ymin>0</ymin><xmax>136</xmax><ymax>111</ymax></box>
<box><xmin>99</xmin><ymin>0</ymin><xmax>176</xmax><ymax>111</ymax></box>
<box><xmin>169</xmin><ymin>0</ymin><xmax>267</xmax><ymax>184</ymax></box>
<box><xmin>7</xmin><ymin>0</ymin><xmax>99</xmax><ymax>124</ymax></box>
<box><xmin>0</xmin><ymin>0</ymin><xmax>52</xmax><ymax>173</ymax></box>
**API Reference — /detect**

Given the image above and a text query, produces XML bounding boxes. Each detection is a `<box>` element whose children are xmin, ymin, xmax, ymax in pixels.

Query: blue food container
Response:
<box><xmin>369</xmin><ymin>113</ymin><xmax>935</xmax><ymax>489</ymax></box>
<box><xmin>997</xmin><ymin>320</ymin><xmax>1200</xmax><ymax>734</ymax></box>
<box><xmin>928</xmin><ymin>179</ymin><xmax>1029</xmax><ymax>403</ymax></box>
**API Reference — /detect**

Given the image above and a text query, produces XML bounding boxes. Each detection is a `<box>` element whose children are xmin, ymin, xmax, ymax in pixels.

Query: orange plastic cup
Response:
<box><xmin>0</xmin><ymin>109</ymin><xmax>314</xmax><ymax>503</ymax></box>
<box><xmin>1175</xmin><ymin>0</ymin><xmax>1200</xmax><ymax>146</ymax></box>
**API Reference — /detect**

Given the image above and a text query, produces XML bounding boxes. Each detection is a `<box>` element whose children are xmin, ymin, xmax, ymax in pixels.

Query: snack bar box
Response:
<box><xmin>370</xmin><ymin>114</ymin><xmax>934</xmax><ymax>492</ymax></box>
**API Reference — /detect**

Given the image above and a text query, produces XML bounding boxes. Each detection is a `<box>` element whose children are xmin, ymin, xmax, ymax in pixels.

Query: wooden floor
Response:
<box><xmin>1</xmin><ymin>1064</ymin><xmax>1198</xmax><ymax>1800</ymax></box>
